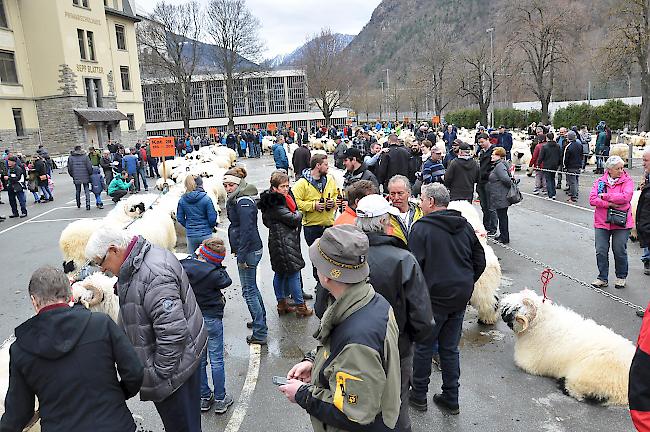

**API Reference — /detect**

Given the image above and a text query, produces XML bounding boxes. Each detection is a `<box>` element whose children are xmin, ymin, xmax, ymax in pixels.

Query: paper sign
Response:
<box><xmin>149</xmin><ymin>137</ymin><xmax>176</xmax><ymax>158</ymax></box>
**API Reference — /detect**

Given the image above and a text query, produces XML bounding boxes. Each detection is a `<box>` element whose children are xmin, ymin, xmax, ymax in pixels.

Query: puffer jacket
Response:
<box><xmin>272</xmin><ymin>143</ymin><xmax>289</xmax><ymax>170</ymax></box>
<box><xmin>67</xmin><ymin>150</ymin><xmax>92</xmax><ymax>184</ymax></box>
<box><xmin>117</xmin><ymin>236</ymin><xmax>207</xmax><ymax>402</ymax></box>
<box><xmin>90</xmin><ymin>166</ymin><xmax>105</xmax><ymax>195</ymax></box>
<box><xmin>177</xmin><ymin>189</ymin><xmax>218</xmax><ymax>238</ymax></box>
<box><xmin>258</xmin><ymin>190</ymin><xmax>305</xmax><ymax>274</ymax></box>
<box><xmin>487</xmin><ymin>160</ymin><xmax>512</xmax><ymax>210</ymax></box>
<box><xmin>589</xmin><ymin>171</ymin><xmax>635</xmax><ymax>230</ymax></box>
<box><xmin>226</xmin><ymin>180</ymin><xmax>263</xmax><ymax>263</ymax></box>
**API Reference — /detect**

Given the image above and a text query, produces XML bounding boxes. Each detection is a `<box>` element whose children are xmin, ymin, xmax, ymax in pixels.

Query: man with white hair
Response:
<box><xmin>355</xmin><ymin>194</ymin><xmax>434</xmax><ymax>431</ymax></box>
<box><xmin>387</xmin><ymin>174</ymin><xmax>422</xmax><ymax>246</ymax></box>
<box><xmin>637</xmin><ymin>149</ymin><xmax>650</xmax><ymax>318</ymax></box>
<box><xmin>408</xmin><ymin>183</ymin><xmax>485</xmax><ymax>414</ymax></box>
<box><xmin>85</xmin><ymin>227</ymin><xmax>207</xmax><ymax>431</ymax></box>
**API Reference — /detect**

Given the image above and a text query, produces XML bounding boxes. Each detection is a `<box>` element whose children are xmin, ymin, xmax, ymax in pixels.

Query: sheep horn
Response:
<box><xmin>522</xmin><ymin>298</ymin><xmax>537</xmax><ymax>322</ymax></box>
<box><xmin>85</xmin><ymin>285</ymin><xmax>105</xmax><ymax>308</ymax></box>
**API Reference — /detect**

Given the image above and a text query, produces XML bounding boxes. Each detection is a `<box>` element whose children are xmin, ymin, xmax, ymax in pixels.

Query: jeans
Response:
<box><xmin>93</xmin><ymin>192</ymin><xmax>103</xmax><ymax>206</ymax></box>
<box><xmin>477</xmin><ymin>183</ymin><xmax>497</xmax><ymax>233</ymax></box>
<box><xmin>200</xmin><ymin>316</ymin><xmax>226</xmax><ymax>400</ymax></box>
<box><xmin>8</xmin><ymin>188</ymin><xmax>27</xmax><ymax>216</ymax></box>
<box><xmin>237</xmin><ymin>249</ymin><xmax>268</xmax><ymax>340</ymax></box>
<box><xmin>397</xmin><ymin>353</ymin><xmax>413</xmax><ymax>432</ymax></box>
<box><xmin>39</xmin><ymin>184</ymin><xmax>52</xmax><ymax>200</ymax></box>
<box><xmin>75</xmin><ymin>183</ymin><xmax>90</xmax><ymax>207</ymax></box>
<box><xmin>566</xmin><ymin>168</ymin><xmax>580</xmax><ymax>199</ymax></box>
<box><xmin>556</xmin><ymin>170</ymin><xmax>564</xmax><ymax>188</ymax></box>
<box><xmin>273</xmin><ymin>272</ymin><xmax>303</xmax><ymax>304</ymax></box>
<box><xmin>496</xmin><ymin>207</ymin><xmax>509</xmax><ymax>242</ymax></box>
<box><xmin>154</xmin><ymin>366</ymin><xmax>202</xmax><ymax>432</ymax></box>
<box><xmin>642</xmin><ymin>247</ymin><xmax>650</xmax><ymax>263</ymax></box>
<box><xmin>187</xmin><ymin>234</ymin><xmax>214</xmax><ymax>257</ymax></box>
<box><xmin>544</xmin><ymin>171</ymin><xmax>557</xmax><ymax>198</ymax></box>
<box><xmin>149</xmin><ymin>157</ymin><xmax>160</xmax><ymax>177</ymax></box>
<box><xmin>412</xmin><ymin>309</ymin><xmax>465</xmax><ymax>405</ymax></box>
<box><xmin>534</xmin><ymin>170</ymin><xmax>546</xmax><ymax>192</ymax></box>
<box><xmin>595</xmin><ymin>228</ymin><xmax>631</xmax><ymax>281</ymax></box>
<box><xmin>137</xmin><ymin>167</ymin><xmax>149</xmax><ymax>191</ymax></box>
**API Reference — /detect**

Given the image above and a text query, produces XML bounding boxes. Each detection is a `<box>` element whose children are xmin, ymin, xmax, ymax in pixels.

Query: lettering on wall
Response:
<box><xmin>65</xmin><ymin>11</ymin><xmax>101</xmax><ymax>25</ymax></box>
<box><xmin>76</xmin><ymin>64</ymin><xmax>104</xmax><ymax>74</ymax></box>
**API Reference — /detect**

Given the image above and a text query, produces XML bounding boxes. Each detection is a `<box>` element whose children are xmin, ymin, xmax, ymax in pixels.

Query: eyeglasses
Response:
<box><xmin>94</xmin><ymin>252</ymin><xmax>108</xmax><ymax>268</ymax></box>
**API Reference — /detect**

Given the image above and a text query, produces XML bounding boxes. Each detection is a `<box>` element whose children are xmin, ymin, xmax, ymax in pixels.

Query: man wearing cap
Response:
<box><xmin>496</xmin><ymin>125</ymin><xmax>513</xmax><ymax>160</ymax></box>
<box><xmin>355</xmin><ymin>195</ymin><xmax>434</xmax><ymax>431</ymax></box>
<box><xmin>342</xmin><ymin>148</ymin><xmax>379</xmax><ymax>190</ymax></box>
<box><xmin>445</xmin><ymin>142</ymin><xmax>479</xmax><ymax>202</ymax></box>
<box><xmin>279</xmin><ymin>225</ymin><xmax>401</xmax><ymax>432</ymax></box>
<box><xmin>408</xmin><ymin>183</ymin><xmax>485</xmax><ymax>414</ymax></box>
<box><xmin>334</xmin><ymin>180</ymin><xmax>377</xmax><ymax>226</ymax></box>
<box><xmin>443</xmin><ymin>139</ymin><xmax>460</xmax><ymax>168</ymax></box>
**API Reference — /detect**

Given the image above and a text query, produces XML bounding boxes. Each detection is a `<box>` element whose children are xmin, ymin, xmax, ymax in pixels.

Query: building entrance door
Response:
<box><xmin>85</xmin><ymin>124</ymin><xmax>99</xmax><ymax>147</ymax></box>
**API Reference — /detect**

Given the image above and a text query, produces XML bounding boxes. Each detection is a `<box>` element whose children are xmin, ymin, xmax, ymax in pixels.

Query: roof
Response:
<box><xmin>74</xmin><ymin>109</ymin><xmax>128</xmax><ymax>123</ymax></box>
<box><xmin>105</xmin><ymin>1</ymin><xmax>140</xmax><ymax>23</ymax></box>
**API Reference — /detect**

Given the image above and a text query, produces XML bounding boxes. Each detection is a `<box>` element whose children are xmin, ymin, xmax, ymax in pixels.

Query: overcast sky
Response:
<box><xmin>134</xmin><ymin>0</ymin><xmax>381</xmax><ymax>59</ymax></box>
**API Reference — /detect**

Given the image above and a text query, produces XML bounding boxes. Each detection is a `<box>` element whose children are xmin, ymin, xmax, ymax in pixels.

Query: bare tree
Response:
<box><xmin>206</xmin><ymin>0</ymin><xmax>263</xmax><ymax>131</ymax></box>
<box><xmin>405</xmin><ymin>72</ymin><xmax>428</xmax><ymax>122</ymax></box>
<box><xmin>300</xmin><ymin>29</ymin><xmax>352</xmax><ymax>126</ymax></box>
<box><xmin>137</xmin><ymin>1</ymin><xmax>202</xmax><ymax>134</ymax></box>
<box><xmin>505</xmin><ymin>0</ymin><xmax>578</xmax><ymax>123</ymax></box>
<box><xmin>350</xmin><ymin>83</ymin><xmax>377</xmax><ymax>123</ymax></box>
<box><xmin>420</xmin><ymin>25</ymin><xmax>455</xmax><ymax>116</ymax></box>
<box><xmin>457</xmin><ymin>43</ymin><xmax>505</xmax><ymax>126</ymax></box>
<box><xmin>606</xmin><ymin>0</ymin><xmax>650</xmax><ymax>130</ymax></box>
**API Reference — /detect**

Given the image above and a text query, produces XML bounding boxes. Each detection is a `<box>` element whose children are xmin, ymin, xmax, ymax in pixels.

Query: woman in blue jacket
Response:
<box><xmin>177</xmin><ymin>175</ymin><xmax>218</xmax><ymax>256</ymax></box>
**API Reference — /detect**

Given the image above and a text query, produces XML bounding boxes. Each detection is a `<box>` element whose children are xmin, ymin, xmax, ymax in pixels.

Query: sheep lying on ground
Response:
<box><xmin>448</xmin><ymin>200</ymin><xmax>500</xmax><ymax>324</ymax></box>
<box><xmin>71</xmin><ymin>271</ymin><xmax>119</xmax><ymax>322</ymax></box>
<box><xmin>500</xmin><ymin>289</ymin><xmax>634</xmax><ymax>405</ymax></box>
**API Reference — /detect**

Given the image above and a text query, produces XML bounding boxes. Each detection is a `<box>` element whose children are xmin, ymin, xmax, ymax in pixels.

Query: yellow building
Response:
<box><xmin>0</xmin><ymin>0</ymin><xmax>145</xmax><ymax>156</ymax></box>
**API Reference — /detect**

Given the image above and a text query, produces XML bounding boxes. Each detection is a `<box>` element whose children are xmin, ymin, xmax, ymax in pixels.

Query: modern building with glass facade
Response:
<box><xmin>0</xmin><ymin>0</ymin><xmax>146</xmax><ymax>156</ymax></box>
<box><xmin>142</xmin><ymin>69</ymin><xmax>349</xmax><ymax>137</ymax></box>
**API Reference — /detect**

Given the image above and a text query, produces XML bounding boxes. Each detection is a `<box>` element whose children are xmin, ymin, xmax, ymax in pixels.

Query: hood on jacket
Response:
<box><xmin>258</xmin><ymin>190</ymin><xmax>286</xmax><ymax>212</ymax></box>
<box><xmin>366</xmin><ymin>231</ymin><xmax>408</xmax><ymax>250</ymax></box>
<box><xmin>416</xmin><ymin>209</ymin><xmax>467</xmax><ymax>234</ymax></box>
<box><xmin>92</xmin><ymin>166</ymin><xmax>101</xmax><ymax>175</ymax></box>
<box><xmin>183</xmin><ymin>189</ymin><xmax>208</xmax><ymax>204</ymax></box>
<box><xmin>70</xmin><ymin>149</ymin><xmax>86</xmax><ymax>156</ymax></box>
<box><xmin>301</xmin><ymin>168</ymin><xmax>327</xmax><ymax>193</ymax></box>
<box><xmin>453</xmin><ymin>157</ymin><xmax>477</xmax><ymax>171</ymax></box>
<box><xmin>15</xmin><ymin>305</ymin><xmax>91</xmax><ymax>360</ymax></box>
<box><xmin>227</xmin><ymin>179</ymin><xmax>258</xmax><ymax>203</ymax></box>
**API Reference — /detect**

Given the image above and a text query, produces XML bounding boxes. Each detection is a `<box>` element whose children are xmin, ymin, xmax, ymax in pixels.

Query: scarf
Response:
<box><xmin>285</xmin><ymin>193</ymin><xmax>297</xmax><ymax>213</ymax></box>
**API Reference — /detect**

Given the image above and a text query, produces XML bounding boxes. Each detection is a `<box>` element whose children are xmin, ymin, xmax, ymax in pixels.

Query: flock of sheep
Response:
<box><xmin>54</xmin><ymin>131</ymin><xmax>637</xmax><ymax>411</ymax></box>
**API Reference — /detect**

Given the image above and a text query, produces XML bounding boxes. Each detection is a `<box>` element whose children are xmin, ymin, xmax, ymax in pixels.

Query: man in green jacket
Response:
<box><xmin>279</xmin><ymin>224</ymin><xmax>401</xmax><ymax>432</ymax></box>
<box><xmin>108</xmin><ymin>170</ymin><xmax>133</xmax><ymax>202</ymax></box>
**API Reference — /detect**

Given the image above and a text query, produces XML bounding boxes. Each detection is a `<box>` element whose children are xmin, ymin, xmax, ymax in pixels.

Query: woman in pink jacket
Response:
<box><xmin>589</xmin><ymin>155</ymin><xmax>635</xmax><ymax>289</ymax></box>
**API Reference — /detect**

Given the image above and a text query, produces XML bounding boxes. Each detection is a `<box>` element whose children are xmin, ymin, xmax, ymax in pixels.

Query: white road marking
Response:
<box><xmin>515</xmin><ymin>207</ymin><xmax>592</xmax><ymax>232</ymax></box>
<box><xmin>0</xmin><ymin>206</ymin><xmax>77</xmax><ymax>235</ymax></box>
<box><xmin>25</xmin><ymin>217</ymin><xmax>102</xmax><ymax>224</ymax></box>
<box><xmin>224</xmin><ymin>344</ymin><xmax>261</xmax><ymax>432</ymax></box>
<box><xmin>521</xmin><ymin>192</ymin><xmax>594</xmax><ymax>213</ymax></box>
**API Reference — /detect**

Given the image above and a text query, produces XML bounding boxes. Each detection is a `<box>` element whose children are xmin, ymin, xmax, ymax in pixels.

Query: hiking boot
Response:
<box><xmin>591</xmin><ymin>279</ymin><xmax>608</xmax><ymax>288</ymax></box>
<box><xmin>277</xmin><ymin>299</ymin><xmax>296</xmax><ymax>315</ymax></box>
<box><xmin>644</xmin><ymin>261</ymin><xmax>650</xmax><ymax>276</ymax></box>
<box><xmin>214</xmin><ymin>394</ymin><xmax>234</xmax><ymax>414</ymax></box>
<box><xmin>614</xmin><ymin>278</ymin><xmax>626</xmax><ymax>289</ymax></box>
<box><xmin>432</xmin><ymin>394</ymin><xmax>459</xmax><ymax>415</ymax></box>
<box><xmin>9</xmin><ymin>214</ymin><xmax>19</xmax><ymax>218</ymax></box>
<box><xmin>201</xmin><ymin>393</ymin><xmax>214</xmax><ymax>412</ymax></box>
<box><xmin>295</xmin><ymin>303</ymin><xmax>314</xmax><ymax>317</ymax></box>
<box><xmin>246</xmin><ymin>320</ymin><xmax>253</xmax><ymax>329</ymax></box>
<box><xmin>246</xmin><ymin>335</ymin><xmax>267</xmax><ymax>345</ymax></box>
<box><xmin>408</xmin><ymin>393</ymin><xmax>427</xmax><ymax>411</ymax></box>
<box><xmin>302</xmin><ymin>290</ymin><xmax>314</xmax><ymax>300</ymax></box>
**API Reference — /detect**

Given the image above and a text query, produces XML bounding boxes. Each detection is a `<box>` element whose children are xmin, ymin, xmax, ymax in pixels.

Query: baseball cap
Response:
<box><xmin>308</xmin><ymin>225</ymin><xmax>369</xmax><ymax>284</ymax></box>
<box><xmin>343</xmin><ymin>148</ymin><xmax>362</xmax><ymax>161</ymax></box>
<box><xmin>459</xmin><ymin>142</ymin><xmax>471</xmax><ymax>151</ymax></box>
<box><xmin>356</xmin><ymin>194</ymin><xmax>400</xmax><ymax>218</ymax></box>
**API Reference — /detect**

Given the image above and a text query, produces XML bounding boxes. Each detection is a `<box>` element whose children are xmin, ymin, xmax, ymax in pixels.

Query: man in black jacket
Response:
<box><xmin>563</xmin><ymin>130</ymin><xmax>583</xmax><ymax>203</ymax></box>
<box><xmin>444</xmin><ymin>143</ymin><xmax>479</xmax><ymax>201</ymax></box>
<box><xmin>408</xmin><ymin>183</ymin><xmax>486</xmax><ymax>414</ymax></box>
<box><xmin>477</xmin><ymin>134</ymin><xmax>497</xmax><ymax>234</ymax></box>
<box><xmin>377</xmin><ymin>134</ymin><xmax>411</xmax><ymax>192</ymax></box>
<box><xmin>292</xmin><ymin>142</ymin><xmax>311</xmax><ymax>181</ymax></box>
<box><xmin>538</xmin><ymin>132</ymin><xmax>561</xmax><ymax>200</ymax></box>
<box><xmin>1</xmin><ymin>266</ymin><xmax>143</xmax><ymax>431</ymax></box>
<box><xmin>355</xmin><ymin>193</ymin><xmax>434</xmax><ymax>431</ymax></box>
<box><xmin>342</xmin><ymin>148</ymin><xmax>379</xmax><ymax>190</ymax></box>
<box><xmin>4</xmin><ymin>156</ymin><xmax>27</xmax><ymax>218</ymax></box>
<box><xmin>638</xmin><ymin>149</ymin><xmax>650</xmax><ymax>282</ymax></box>
<box><xmin>67</xmin><ymin>145</ymin><xmax>93</xmax><ymax>210</ymax></box>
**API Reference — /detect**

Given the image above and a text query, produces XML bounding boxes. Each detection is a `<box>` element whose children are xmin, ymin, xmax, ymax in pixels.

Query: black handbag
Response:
<box><xmin>606</xmin><ymin>208</ymin><xmax>628</xmax><ymax>227</ymax></box>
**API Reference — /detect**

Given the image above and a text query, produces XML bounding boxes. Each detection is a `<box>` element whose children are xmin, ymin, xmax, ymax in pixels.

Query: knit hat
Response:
<box><xmin>308</xmin><ymin>225</ymin><xmax>369</xmax><ymax>284</ymax></box>
<box><xmin>198</xmin><ymin>242</ymin><xmax>226</xmax><ymax>264</ymax></box>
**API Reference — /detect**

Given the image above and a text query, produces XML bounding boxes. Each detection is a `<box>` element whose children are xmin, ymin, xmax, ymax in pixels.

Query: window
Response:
<box><xmin>86</xmin><ymin>31</ymin><xmax>95</xmax><ymax>61</ymax></box>
<box><xmin>73</xmin><ymin>0</ymin><xmax>89</xmax><ymax>7</ymax></box>
<box><xmin>127</xmin><ymin>113</ymin><xmax>135</xmax><ymax>130</ymax></box>
<box><xmin>85</xmin><ymin>78</ymin><xmax>102</xmax><ymax>107</ymax></box>
<box><xmin>233</xmin><ymin>79</ymin><xmax>246</xmax><ymax>116</ymax></box>
<box><xmin>120</xmin><ymin>66</ymin><xmax>131</xmax><ymax>91</ymax></box>
<box><xmin>267</xmin><ymin>77</ymin><xmax>286</xmax><ymax>114</ymax></box>
<box><xmin>247</xmin><ymin>78</ymin><xmax>266</xmax><ymax>115</ymax></box>
<box><xmin>77</xmin><ymin>29</ymin><xmax>86</xmax><ymax>60</ymax></box>
<box><xmin>115</xmin><ymin>24</ymin><xmax>126</xmax><ymax>50</ymax></box>
<box><xmin>143</xmin><ymin>85</ymin><xmax>164</xmax><ymax>122</ymax></box>
<box><xmin>0</xmin><ymin>50</ymin><xmax>18</xmax><ymax>84</ymax></box>
<box><xmin>287</xmin><ymin>75</ymin><xmax>307</xmax><ymax>113</ymax></box>
<box><xmin>206</xmin><ymin>80</ymin><xmax>226</xmax><ymax>118</ymax></box>
<box><xmin>190</xmin><ymin>82</ymin><xmax>205</xmax><ymax>119</ymax></box>
<box><xmin>0</xmin><ymin>0</ymin><xmax>8</xmax><ymax>28</ymax></box>
<box><xmin>12</xmin><ymin>108</ymin><xmax>23</xmax><ymax>136</ymax></box>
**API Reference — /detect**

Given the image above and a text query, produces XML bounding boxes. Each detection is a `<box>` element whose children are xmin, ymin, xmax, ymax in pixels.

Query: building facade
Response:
<box><xmin>142</xmin><ymin>70</ymin><xmax>349</xmax><ymax>137</ymax></box>
<box><xmin>0</xmin><ymin>0</ymin><xmax>146</xmax><ymax>156</ymax></box>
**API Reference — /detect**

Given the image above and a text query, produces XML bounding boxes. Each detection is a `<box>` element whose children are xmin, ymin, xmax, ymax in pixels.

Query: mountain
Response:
<box><xmin>263</xmin><ymin>33</ymin><xmax>355</xmax><ymax>69</ymax></box>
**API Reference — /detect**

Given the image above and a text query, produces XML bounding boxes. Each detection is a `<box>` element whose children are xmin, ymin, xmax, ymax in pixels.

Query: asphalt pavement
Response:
<box><xmin>0</xmin><ymin>156</ymin><xmax>644</xmax><ymax>431</ymax></box>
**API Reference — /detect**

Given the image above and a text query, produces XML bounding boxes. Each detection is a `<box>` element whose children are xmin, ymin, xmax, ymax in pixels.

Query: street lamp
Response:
<box><xmin>379</xmin><ymin>81</ymin><xmax>384</xmax><ymax>121</ymax></box>
<box><xmin>486</xmin><ymin>27</ymin><xmax>495</xmax><ymax>128</ymax></box>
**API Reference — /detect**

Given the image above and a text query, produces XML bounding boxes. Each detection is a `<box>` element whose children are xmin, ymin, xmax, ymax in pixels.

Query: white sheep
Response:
<box><xmin>126</xmin><ymin>209</ymin><xmax>177</xmax><ymax>251</ymax></box>
<box><xmin>511</xmin><ymin>140</ymin><xmax>532</xmax><ymax>170</ymax></box>
<box><xmin>60</xmin><ymin>218</ymin><xmax>104</xmax><ymax>274</ymax></box>
<box><xmin>448</xmin><ymin>200</ymin><xmax>500</xmax><ymax>324</ymax></box>
<box><xmin>609</xmin><ymin>143</ymin><xmax>630</xmax><ymax>162</ymax></box>
<box><xmin>500</xmin><ymin>289</ymin><xmax>634</xmax><ymax>405</ymax></box>
<box><xmin>71</xmin><ymin>272</ymin><xmax>120</xmax><ymax>322</ymax></box>
<box><xmin>155</xmin><ymin>177</ymin><xmax>176</xmax><ymax>191</ymax></box>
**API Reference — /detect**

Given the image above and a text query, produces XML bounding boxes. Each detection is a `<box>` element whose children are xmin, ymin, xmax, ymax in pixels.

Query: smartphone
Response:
<box><xmin>272</xmin><ymin>376</ymin><xmax>288</xmax><ymax>386</ymax></box>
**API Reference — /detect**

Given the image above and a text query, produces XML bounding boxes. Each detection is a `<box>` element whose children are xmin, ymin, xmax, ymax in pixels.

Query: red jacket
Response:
<box><xmin>630</xmin><ymin>302</ymin><xmax>650</xmax><ymax>431</ymax></box>
<box><xmin>529</xmin><ymin>142</ymin><xmax>544</xmax><ymax>169</ymax></box>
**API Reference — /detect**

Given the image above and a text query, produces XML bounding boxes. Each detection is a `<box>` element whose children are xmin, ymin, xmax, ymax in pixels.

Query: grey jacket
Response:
<box><xmin>67</xmin><ymin>150</ymin><xmax>92</xmax><ymax>184</ymax></box>
<box><xmin>117</xmin><ymin>237</ymin><xmax>207</xmax><ymax>402</ymax></box>
<box><xmin>487</xmin><ymin>160</ymin><xmax>512</xmax><ymax>210</ymax></box>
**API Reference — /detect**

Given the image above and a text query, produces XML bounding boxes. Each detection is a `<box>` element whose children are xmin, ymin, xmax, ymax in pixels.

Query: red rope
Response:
<box><xmin>540</xmin><ymin>268</ymin><xmax>554</xmax><ymax>303</ymax></box>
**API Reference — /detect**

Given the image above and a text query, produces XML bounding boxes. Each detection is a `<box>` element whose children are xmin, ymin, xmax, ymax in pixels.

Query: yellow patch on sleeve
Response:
<box><xmin>333</xmin><ymin>371</ymin><xmax>363</xmax><ymax>412</ymax></box>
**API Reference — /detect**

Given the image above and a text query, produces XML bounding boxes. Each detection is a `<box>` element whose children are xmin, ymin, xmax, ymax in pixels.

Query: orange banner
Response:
<box><xmin>268</xmin><ymin>123</ymin><xmax>277</xmax><ymax>131</ymax></box>
<box><xmin>432</xmin><ymin>116</ymin><xmax>440</xmax><ymax>124</ymax></box>
<box><xmin>209</xmin><ymin>127</ymin><xmax>218</xmax><ymax>136</ymax></box>
<box><xmin>149</xmin><ymin>137</ymin><xmax>176</xmax><ymax>158</ymax></box>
